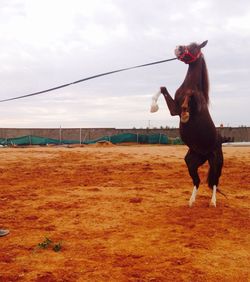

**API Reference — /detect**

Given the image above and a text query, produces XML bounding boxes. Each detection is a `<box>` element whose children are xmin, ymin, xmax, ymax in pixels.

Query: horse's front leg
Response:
<box><xmin>160</xmin><ymin>87</ymin><xmax>179</xmax><ymax>116</ymax></box>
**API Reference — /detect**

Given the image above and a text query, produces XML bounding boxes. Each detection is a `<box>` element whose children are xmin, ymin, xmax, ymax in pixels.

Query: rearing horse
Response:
<box><xmin>159</xmin><ymin>40</ymin><xmax>223</xmax><ymax>207</ymax></box>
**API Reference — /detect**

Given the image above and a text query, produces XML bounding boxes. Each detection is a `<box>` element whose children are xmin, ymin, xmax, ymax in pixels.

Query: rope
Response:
<box><xmin>0</xmin><ymin>57</ymin><xmax>177</xmax><ymax>103</ymax></box>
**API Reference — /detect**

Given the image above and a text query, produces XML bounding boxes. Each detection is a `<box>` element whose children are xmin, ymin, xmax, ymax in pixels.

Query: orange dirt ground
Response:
<box><xmin>0</xmin><ymin>145</ymin><xmax>249</xmax><ymax>281</ymax></box>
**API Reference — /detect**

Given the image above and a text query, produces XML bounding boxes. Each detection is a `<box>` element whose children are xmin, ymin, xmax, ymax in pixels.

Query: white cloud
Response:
<box><xmin>0</xmin><ymin>0</ymin><xmax>249</xmax><ymax>128</ymax></box>
<box><xmin>226</xmin><ymin>14</ymin><xmax>250</xmax><ymax>36</ymax></box>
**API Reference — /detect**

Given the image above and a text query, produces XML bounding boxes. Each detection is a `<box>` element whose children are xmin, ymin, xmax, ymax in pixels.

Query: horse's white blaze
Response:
<box><xmin>211</xmin><ymin>185</ymin><xmax>217</xmax><ymax>207</ymax></box>
<box><xmin>189</xmin><ymin>186</ymin><xmax>198</xmax><ymax>207</ymax></box>
<box><xmin>150</xmin><ymin>90</ymin><xmax>161</xmax><ymax>113</ymax></box>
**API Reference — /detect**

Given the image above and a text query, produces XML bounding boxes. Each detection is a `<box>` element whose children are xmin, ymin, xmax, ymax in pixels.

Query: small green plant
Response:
<box><xmin>35</xmin><ymin>237</ymin><xmax>62</xmax><ymax>252</ymax></box>
<box><xmin>37</xmin><ymin>237</ymin><xmax>53</xmax><ymax>249</ymax></box>
<box><xmin>52</xmin><ymin>242</ymin><xmax>62</xmax><ymax>252</ymax></box>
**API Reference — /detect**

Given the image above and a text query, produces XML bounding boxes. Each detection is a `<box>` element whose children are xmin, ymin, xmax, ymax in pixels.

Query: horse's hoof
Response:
<box><xmin>210</xmin><ymin>200</ymin><xmax>216</xmax><ymax>207</ymax></box>
<box><xmin>189</xmin><ymin>200</ymin><xmax>194</xmax><ymax>207</ymax></box>
<box><xmin>150</xmin><ymin>102</ymin><xmax>159</xmax><ymax>113</ymax></box>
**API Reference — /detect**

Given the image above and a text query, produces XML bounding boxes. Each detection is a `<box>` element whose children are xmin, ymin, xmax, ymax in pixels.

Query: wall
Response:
<box><xmin>0</xmin><ymin>127</ymin><xmax>249</xmax><ymax>142</ymax></box>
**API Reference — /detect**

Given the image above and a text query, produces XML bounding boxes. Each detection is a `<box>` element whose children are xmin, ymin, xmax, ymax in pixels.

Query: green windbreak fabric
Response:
<box><xmin>0</xmin><ymin>134</ymin><xmax>183</xmax><ymax>146</ymax></box>
<box><xmin>0</xmin><ymin>135</ymin><xmax>77</xmax><ymax>146</ymax></box>
<box><xmin>85</xmin><ymin>133</ymin><xmax>169</xmax><ymax>144</ymax></box>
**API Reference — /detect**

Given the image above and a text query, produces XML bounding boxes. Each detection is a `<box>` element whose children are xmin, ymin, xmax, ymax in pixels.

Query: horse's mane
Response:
<box><xmin>200</xmin><ymin>56</ymin><xmax>209</xmax><ymax>104</ymax></box>
<box><xmin>178</xmin><ymin>53</ymin><xmax>210</xmax><ymax>106</ymax></box>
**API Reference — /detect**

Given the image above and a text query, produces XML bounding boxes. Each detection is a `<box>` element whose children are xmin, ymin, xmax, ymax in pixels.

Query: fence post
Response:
<box><xmin>82</xmin><ymin>132</ymin><xmax>88</xmax><ymax>144</ymax></box>
<box><xmin>59</xmin><ymin>126</ymin><xmax>62</xmax><ymax>145</ymax></box>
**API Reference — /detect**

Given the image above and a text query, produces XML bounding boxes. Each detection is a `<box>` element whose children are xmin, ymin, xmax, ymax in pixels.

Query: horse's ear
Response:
<box><xmin>199</xmin><ymin>40</ymin><xmax>208</xmax><ymax>48</ymax></box>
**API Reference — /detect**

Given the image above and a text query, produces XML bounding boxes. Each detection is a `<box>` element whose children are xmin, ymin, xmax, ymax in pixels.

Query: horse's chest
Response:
<box><xmin>175</xmin><ymin>91</ymin><xmax>186</xmax><ymax>108</ymax></box>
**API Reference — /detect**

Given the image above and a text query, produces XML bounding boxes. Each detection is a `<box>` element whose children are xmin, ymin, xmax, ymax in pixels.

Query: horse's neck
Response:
<box><xmin>182</xmin><ymin>58</ymin><xmax>203</xmax><ymax>91</ymax></box>
<box><xmin>180</xmin><ymin>56</ymin><xmax>209</xmax><ymax>104</ymax></box>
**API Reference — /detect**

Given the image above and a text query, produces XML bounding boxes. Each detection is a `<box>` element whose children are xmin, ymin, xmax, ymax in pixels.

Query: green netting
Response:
<box><xmin>83</xmin><ymin>133</ymin><xmax>169</xmax><ymax>144</ymax></box>
<box><xmin>0</xmin><ymin>133</ymin><xmax>183</xmax><ymax>146</ymax></box>
<box><xmin>169</xmin><ymin>137</ymin><xmax>184</xmax><ymax>145</ymax></box>
<box><xmin>0</xmin><ymin>135</ymin><xmax>78</xmax><ymax>146</ymax></box>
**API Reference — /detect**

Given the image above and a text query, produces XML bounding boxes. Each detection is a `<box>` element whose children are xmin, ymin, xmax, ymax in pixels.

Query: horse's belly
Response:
<box><xmin>180</xmin><ymin>120</ymin><xmax>217</xmax><ymax>154</ymax></box>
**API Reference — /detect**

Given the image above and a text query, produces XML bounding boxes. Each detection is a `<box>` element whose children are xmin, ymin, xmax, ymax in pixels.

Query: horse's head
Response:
<box><xmin>175</xmin><ymin>41</ymin><xmax>208</xmax><ymax>64</ymax></box>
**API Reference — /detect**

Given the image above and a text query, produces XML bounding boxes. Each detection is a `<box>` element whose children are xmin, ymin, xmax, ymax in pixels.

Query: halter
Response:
<box><xmin>178</xmin><ymin>46</ymin><xmax>201</xmax><ymax>64</ymax></box>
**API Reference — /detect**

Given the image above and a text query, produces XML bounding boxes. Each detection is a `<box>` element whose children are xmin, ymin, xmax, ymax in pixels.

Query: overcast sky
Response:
<box><xmin>0</xmin><ymin>0</ymin><xmax>249</xmax><ymax>129</ymax></box>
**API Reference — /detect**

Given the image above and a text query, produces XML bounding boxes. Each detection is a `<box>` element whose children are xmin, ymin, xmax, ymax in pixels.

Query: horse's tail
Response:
<box><xmin>216</xmin><ymin>132</ymin><xmax>231</xmax><ymax>145</ymax></box>
<box><xmin>221</xmin><ymin>136</ymin><xmax>234</xmax><ymax>143</ymax></box>
<box><xmin>216</xmin><ymin>188</ymin><xmax>228</xmax><ymax>199</ymax></box>
<box><xmin>207</xmin><ymin>142</ymin><xmax>223</xmax><ymax>190</ymax></box>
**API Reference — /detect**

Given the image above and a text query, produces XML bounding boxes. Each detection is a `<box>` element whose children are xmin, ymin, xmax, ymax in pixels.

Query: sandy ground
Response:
<box><xmin>0</xmin><ymin>144</ymin><xmax>249</xmax><ymax>282</ymax></box>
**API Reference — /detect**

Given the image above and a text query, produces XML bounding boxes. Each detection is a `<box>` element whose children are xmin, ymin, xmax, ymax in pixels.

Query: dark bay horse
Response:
<box><xmin>160</xmin><ymin>40</ymin><xmax>223</xmax><ymax>207</ymax></box>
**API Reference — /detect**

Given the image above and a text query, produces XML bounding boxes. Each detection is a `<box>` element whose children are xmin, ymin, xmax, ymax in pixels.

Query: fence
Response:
<box><xmin>0</xmin><ymin>127</ymin><xmax>249</xmax><ymax>143</ymax></box>
<box><xmin>0</xmin><ymin>133</ymin><xmax>184</xmax><ymax>146</ymax></box>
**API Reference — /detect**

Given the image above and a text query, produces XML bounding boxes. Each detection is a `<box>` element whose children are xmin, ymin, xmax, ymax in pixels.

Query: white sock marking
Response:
<box><xmin>189</xmin><ymin>186</ymin><xmax>198</xmax><ymax>207</ymax></box>
<box><xmin>150</xmin><ymin>90</ymin><xmax>161</xmax><ymax>113</ymax></box>
<box><xmin>211</xmin><ymin>185</ymin><xmax>217</xmax><ymax>207</ymax></box>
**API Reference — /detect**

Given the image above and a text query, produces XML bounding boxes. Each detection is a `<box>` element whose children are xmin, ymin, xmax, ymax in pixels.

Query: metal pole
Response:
<box><xmin>83</xmin><ymin>132</ymin><xmax>88</xmax><ymax>144</ymax></box>
<box><xmin>59</xmin><ymin>125</ymin><xmax>62</xmax><ymax>145</ymax></box>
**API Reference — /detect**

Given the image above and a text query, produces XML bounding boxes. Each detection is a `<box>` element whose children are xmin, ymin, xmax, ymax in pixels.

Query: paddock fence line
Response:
<box><xmin>0</xmin><ymin>133</ymin><xmax>184</xmax><ymax>146</ymax></box>
<box><xmin>0</xmin><ymin>127</ymin><xmax>249</xmax><ymax>144</ymax></box>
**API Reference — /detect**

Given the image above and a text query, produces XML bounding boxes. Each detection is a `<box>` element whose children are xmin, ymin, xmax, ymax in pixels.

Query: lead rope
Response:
<box><xmin>0</xmin><ymin>57</ymin><xmax>177</xmax><ymax>103</ymax></box>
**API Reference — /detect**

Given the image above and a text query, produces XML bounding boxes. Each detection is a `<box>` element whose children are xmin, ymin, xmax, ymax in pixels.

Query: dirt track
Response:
<box><xmin>0</xmin><ymin>145</ymin><xmax>249</xmax><ymax>281</ymax></box>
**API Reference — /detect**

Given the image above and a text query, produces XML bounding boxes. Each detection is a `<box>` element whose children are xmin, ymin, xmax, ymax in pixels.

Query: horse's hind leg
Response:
<box><xmin>185</xmin><ymin>150</ymin><xmax>206</xmax><ymax>207</ymax></box>
<box><xmin>207</xmin><ymin>146</ymin><xmax>223</xmax><ymax>207</ymax></box>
